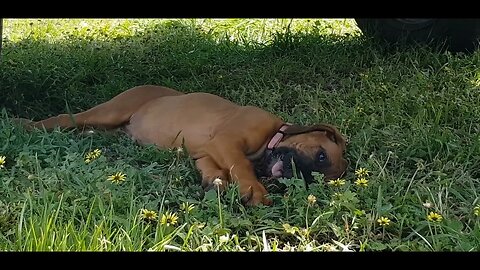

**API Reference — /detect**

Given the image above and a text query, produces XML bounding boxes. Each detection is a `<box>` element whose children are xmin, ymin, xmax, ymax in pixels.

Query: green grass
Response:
<box><xmin>1</xmin><ymin>18</ymin><xmax>480</xmax><ymax>251</ymax></box>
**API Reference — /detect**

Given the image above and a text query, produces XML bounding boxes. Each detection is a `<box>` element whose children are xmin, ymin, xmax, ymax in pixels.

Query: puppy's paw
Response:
<box><xmin>240</xmin><ymin>181</ymin><xmax>272</xmax><ymax>206</ymax></box>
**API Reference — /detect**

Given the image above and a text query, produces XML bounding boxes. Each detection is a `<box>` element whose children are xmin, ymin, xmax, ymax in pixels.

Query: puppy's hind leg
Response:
<box><xmin>31</xmin><ymin>106</ymin><xmax>125</xmax><ymax>131</ymax></box>
<box><xmin>31</xmin><ymin>85</ymin><xmax>184</xmax><ymax>130</ymax></box>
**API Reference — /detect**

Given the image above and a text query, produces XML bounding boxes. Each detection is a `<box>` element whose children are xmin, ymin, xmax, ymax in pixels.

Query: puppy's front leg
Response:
<box><xmin>230</xmin><ymin>158</ymin><xmax>272</xmax><ymax>206</ymax></box>
<box><xmin>195</xmin><ymin>156</ymin><xmax>229</xmax><ymax>191</ymax></box>
<box><xmin>205</xmin><ymin>138</ymin><xmax>272</xmax><ymax>206</ymax></box>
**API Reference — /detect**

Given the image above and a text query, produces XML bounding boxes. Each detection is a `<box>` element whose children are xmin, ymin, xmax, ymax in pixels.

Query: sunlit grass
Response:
<box><xmin>3</xmin><ymin>18</ymin><xmax>360</xmax><ymax>44</ymax></box>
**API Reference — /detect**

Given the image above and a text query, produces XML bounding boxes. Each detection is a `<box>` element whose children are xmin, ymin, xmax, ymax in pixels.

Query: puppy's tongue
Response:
<box><xmin>271</xmin><ymin>160</ymin><xmax>284</xmax><ymax>178</ymax></box>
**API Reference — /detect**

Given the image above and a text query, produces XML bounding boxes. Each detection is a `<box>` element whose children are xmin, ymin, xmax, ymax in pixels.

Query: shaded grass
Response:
<box><xmin>1</xmin><ymin>19</ymin><xmax>480</xmax><ymax>251</ymax></box>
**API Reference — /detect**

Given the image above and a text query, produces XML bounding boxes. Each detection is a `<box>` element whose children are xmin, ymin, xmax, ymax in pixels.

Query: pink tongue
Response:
<box><xmin>271</xmin><ymin>160</ymin><xmax>284</xmax><ymax>178</ymax></box>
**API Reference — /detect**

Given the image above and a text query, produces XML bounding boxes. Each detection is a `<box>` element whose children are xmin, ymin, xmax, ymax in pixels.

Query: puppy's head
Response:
<box><xmin>265</xmin><ymin>123</ymin><xmax>348</xmax><ymax>184</ymax></box>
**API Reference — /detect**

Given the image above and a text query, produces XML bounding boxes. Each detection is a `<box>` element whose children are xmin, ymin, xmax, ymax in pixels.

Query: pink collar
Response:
<box><xmin>267</xmin><ymin>123</ymin><xmax>291</xmax><ymax>150</ymax></box>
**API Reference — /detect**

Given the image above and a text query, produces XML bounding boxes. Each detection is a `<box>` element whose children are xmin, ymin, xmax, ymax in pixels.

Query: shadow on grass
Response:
<box><xmin>1</xmin><ymin>20</ymin><xmax>382</xmax><ymax>119</ymax></box>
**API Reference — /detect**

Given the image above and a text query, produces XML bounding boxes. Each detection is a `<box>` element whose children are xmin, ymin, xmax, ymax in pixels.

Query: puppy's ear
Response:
<box><xmin>316</xmin><ymin>124</ymin><xmax>347</xmax><ymax>151</ymax></box>
<box><xmin>284</xmin><ymin>123</ymin><xmax>346</xmax><ymax>150</ymax></box>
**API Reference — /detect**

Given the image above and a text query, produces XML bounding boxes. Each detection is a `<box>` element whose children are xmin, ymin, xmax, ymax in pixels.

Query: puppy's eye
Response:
<box><xmin>318</xmin><ymin>151</ymin><xmax>327</xmax><ymax>162</ymax></box>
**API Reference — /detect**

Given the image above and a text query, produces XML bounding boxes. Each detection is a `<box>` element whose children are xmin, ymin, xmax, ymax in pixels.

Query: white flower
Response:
<box><xmin>304</xmin><ymin>243</ymin><xmax>313</xmax><ymax>251</ymax></box>
<box><xmin>219</xmin><ymin>234</ymin><xmax>230</xmax><ymax>244</ymax></box>
<box><xmin>332</xmin><ymin>240</ymin><xmax>355</xmax><ymax>252</ymax></box>
<box><xmin>213</xmin><ymin>178</ymin><xmax>223</xmax><ymax>187</ymax></box>
<box><xmin>422</xmin><ymin>201</ymin><xmax>433</xmax><ymax>208</ymax></box>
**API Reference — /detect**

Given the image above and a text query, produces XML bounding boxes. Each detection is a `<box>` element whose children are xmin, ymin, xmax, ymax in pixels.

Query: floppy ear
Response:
<box><xmin>284</xmin><ymin>123</ymin><xmax>346</xmax><ymax>150</ymax></box>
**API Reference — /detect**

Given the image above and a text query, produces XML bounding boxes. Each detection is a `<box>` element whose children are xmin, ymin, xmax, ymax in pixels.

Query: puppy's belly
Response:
<box><xmin>123</xmin><ymin>119</ymin><xmax>174</xmax><ymax>147</ymax></box>
<box><xmin>121</xmin><ymin>93</ymin><xmax>242</xmax><ymax>154</ymax></box>
<box><xmin>124</xmin><ymin>115</ymin><xmax>206</xmax><ymax>149</ymax></box>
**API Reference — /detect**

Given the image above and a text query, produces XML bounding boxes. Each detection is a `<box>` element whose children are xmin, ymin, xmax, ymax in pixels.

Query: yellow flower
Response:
<box><xmin>90</xmin><ymin>149</ymin><xmax>102</xmax><ymax>158</ymax></box>
<box><xmin>282</xmin><ymin>223</ymin><xmax>299</xmax><ymax>235</ymax></box>
<box><xmin>354</xmin><ymin>209</ymin><xmax>365</xmax><ymax>216</ymax></box>
<box><xmin>474</xmin><ymin>205</ymin><xmax>480</xmax><ymax>217</ymax></box>
<box><xmin>180</xmin><ymin>202</ymin><xmax>196</xmax><ymax>213</ymax></box>
<box><xmin>160</xmin><ymin>211</ymin><xmax>179</xmax><ymax>226</ymax></box>
<box><xmin>354</xmin><ymin>178</ymin><xmax>369</xmax><ymax>187</ymax></box>
<box><xmin>0</xmin><ymin>155</ymin><xmax>6</xmax><ymax>169</ymax></box>
<box><xmin>427</xmin><ymin>212</ymin><xmax>443</xmax><ymax>222</ymax></box>
<box><xmin>377</xmin><ymin>217</ymin><xmax>391</xmax><ymax>227</ymax></box>
<box><xmin>107</xmin><ymin>172</ymin><xmax>126</xmax><ymax>184</ymax></box>
<box><xmin>328</xmin><ymin>178</ymin><xmax>346</xmax><ymax>187</ymax></box>
<box><xmin>307</xmin><ymin>194</ymin><xmax>317</xmax><ymax>205</ymax></box>
<box><xmin>139</xmin><ymin>208</ymin><xmax>158</xmax><ymax>222</ymax></box>
<box><xmin>355</xmin><ymin>168</ymin><xmax>370</xmax><ymax>178</ymax></box>
<box><xmin>85</xmin><ymin>149</ymin><xmax>102</xmax><ymax>163</ymax></box>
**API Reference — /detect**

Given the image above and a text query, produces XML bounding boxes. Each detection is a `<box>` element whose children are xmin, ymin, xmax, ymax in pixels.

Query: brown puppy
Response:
<box><xmin>24</xmin><ymin>85</ymin><xmax>348</xmax><ymax>206</ymax></box>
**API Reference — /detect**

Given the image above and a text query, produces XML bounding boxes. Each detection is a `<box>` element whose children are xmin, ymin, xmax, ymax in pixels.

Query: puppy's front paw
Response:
<box><xmin>240</xmin><ymin>181</ymin><xmax>272</xmax><ymax>206</ymax></box>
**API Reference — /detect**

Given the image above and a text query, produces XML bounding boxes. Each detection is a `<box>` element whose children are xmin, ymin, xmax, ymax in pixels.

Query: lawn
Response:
<box><xmin>1</xmin><ymin>18</ymin><xmax>479</xmax><ymax>251</ymax></box>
